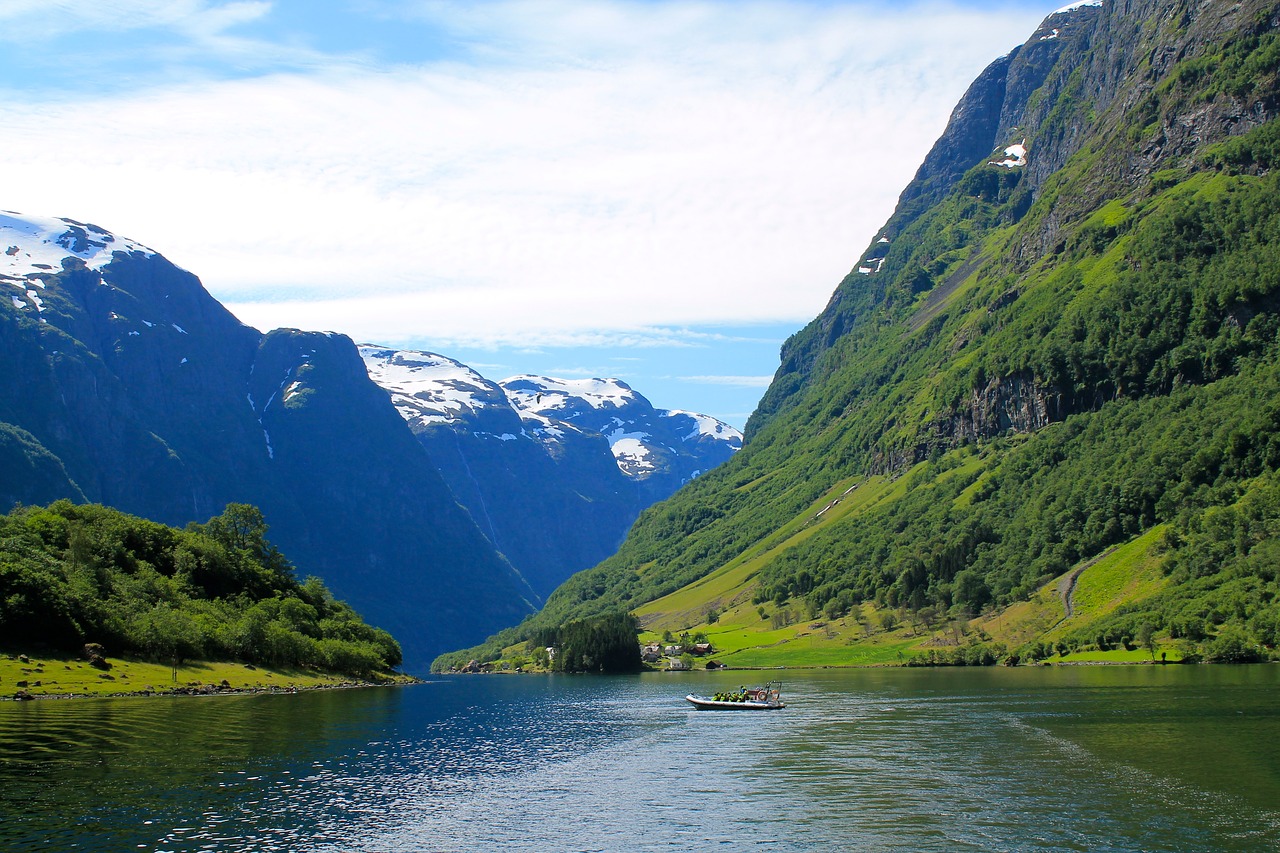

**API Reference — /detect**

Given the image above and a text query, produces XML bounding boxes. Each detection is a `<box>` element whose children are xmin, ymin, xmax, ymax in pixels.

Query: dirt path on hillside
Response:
<box><xmin>1056</xmin><ymin>545</ymin><xmax>1119</xmax><ymax>620</ymax></box>
<box><xmin>1058</xmin><ymin>565</ymin><xmax>1088</xmax><ymax>618</ymax></box>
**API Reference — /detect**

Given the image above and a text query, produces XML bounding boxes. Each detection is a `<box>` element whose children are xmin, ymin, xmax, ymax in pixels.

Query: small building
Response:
<box><xmin>666</xmin><ymin>657</ymin><xmax>690</xmax><ymax>671</ymax></box>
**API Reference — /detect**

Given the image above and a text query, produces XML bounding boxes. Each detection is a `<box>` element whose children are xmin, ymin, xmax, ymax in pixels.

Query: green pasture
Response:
<box><xmin>0</xmin><ymin>651</ymin><xmax>407</xmax><ymax>698</ymax></box>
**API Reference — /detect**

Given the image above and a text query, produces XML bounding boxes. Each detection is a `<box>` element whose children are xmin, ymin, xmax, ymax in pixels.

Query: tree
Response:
<box><xmin>550</xmin><ymin>611</ymin><xmax>641</xmax><ymax>673</ymax></box>
<box><xmin>194</xmin><ymin>503</ymin><xmax>295</xmax><ymax>592</ymax></box>
<box><xmin>1205</xmin><ymin>626</ymin><xmax>1263</xmax><ymax>663</ymax></box>
<box><xmin>1137</xmin><ymin>622</ymin><xmax>1157</xmax><ymax>660</ymax></box>
<box><xmin>136</xmin><ymin>603</ymin><xmax>201</xmax><ymax>680</ymax></box>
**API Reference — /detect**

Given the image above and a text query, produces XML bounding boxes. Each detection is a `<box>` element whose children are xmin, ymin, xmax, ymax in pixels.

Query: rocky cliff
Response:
<box><xmin>753</xmin><ymin>0</ymin><xmax>1280</xmax><ymax>446</ymax></box>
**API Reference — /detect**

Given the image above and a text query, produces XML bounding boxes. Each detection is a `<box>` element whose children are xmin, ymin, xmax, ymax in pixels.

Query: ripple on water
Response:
<box><xmin>2</xmin><ymin>669</ymin><xmax>1279</xmax><ymax>851</ymax></box>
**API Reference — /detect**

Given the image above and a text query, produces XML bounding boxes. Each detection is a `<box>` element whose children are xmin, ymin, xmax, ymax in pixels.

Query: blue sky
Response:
<box><xmin>0</xmin><ymin>0</ymin><xmax>1055</xmax><ymax>428</ymax></box>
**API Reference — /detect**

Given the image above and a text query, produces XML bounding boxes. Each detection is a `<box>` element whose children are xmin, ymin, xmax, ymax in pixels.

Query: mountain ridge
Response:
<box><xmin>2</xmin><ymin>214</ymin><xmax>741</xmax><ymax>668</ymax></box>
<box><xmin>360</xmin><ymin>345</ymin><xmax>741</xmax><ymax>599</ymax></box>
<box><xmin>437</xmin><ymin>0</ymin><xmax>1280</xmax><ymax>670</ymax></box>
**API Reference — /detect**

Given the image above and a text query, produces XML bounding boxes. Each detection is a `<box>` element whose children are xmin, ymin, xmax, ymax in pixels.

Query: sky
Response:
<box><xmin>0</xmin><ymin>0</ymin><xmax>1054</xmax><ymax>428</ymax></box>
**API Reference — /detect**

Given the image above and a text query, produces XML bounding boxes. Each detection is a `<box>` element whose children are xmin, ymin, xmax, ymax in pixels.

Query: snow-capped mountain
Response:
<box><xmin>360</xmin><ymin>346</ymin><xmax>742</xmax><ymax>598</ymax></box>
<box><xmin>361</xmin><ymin>350</ymin><xmax>741</xmax><ymax>479</ymax></box>
<box><xmin>501</xmin><ymin>374</ymin><xmax>742</xmax><ymax>480</ymax></box>
<box><xmin>0</xmin><ymin>210</ymin><xmax>536</xmax><ymax>669</ymax></box>
<box><xmin>2</xmin><ymin>211</ymin><xmax>154</xmax><ymax>278</ymax></box>
<box><xmin>359</xmin><ymin>347</ymin><xmax>522</xmax><ymax>435</ymax></box>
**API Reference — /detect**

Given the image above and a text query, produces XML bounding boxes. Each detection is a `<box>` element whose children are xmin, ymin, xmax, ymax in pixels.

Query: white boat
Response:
<box><xmin>685</xmin><ymin>681</ymin><xmax>784</xmax><ymax>710</ymax></box>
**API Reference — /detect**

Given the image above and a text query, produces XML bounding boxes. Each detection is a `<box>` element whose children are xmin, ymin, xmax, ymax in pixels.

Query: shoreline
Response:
<box><xmin>444</xmin><ymin>657</ymin><xmax>1234</xmax><ymax>676</ymax></box>
<box><xmin>5</xmin><ymin>677</ymin><xmax>423</xmax><ymax>703</ymax></box>
<box><xmin>1</xmin><ymin>650</ymin><xmax>424</xmax><ymax>703</ymax></box>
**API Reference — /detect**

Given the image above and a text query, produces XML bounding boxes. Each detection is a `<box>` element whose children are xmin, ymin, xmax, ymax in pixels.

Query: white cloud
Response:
<box><xmin>0</xmin><ymin>1</ymin><xmax>1048</xmax><ymax>348</ymax></box>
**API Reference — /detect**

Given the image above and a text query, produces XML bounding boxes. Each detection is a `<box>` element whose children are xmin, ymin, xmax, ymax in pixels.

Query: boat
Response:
<box><xmin>685</xmin><ymin>681</ymin><xmax>785</xmax><ymax>710</ymax></box>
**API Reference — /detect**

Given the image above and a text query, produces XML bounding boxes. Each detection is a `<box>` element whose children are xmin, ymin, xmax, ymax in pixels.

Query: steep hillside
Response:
<box><xmin>0</xmin><ymin>212</ymin><xmax>533</xmax><ymax>668</ymax></box>
<box><xmin>361</xmin><ymin>346</ymin><xmax>740</xmax><ymax>599</ymax></box>
<box><xmin>439</xmin><ymin>0</ymin><xmax>1280</xmax><ymax>669</ymax></box>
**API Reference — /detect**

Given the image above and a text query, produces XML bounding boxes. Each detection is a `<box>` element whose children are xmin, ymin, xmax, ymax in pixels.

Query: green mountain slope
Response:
<box><xmin>436</xmin><ymin>0</ymin><xmax>1280</xmax><ymax>671</ymax></box>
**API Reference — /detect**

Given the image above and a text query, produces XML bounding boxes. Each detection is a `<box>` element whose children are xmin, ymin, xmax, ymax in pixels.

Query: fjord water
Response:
<box><xmin>2</xmin><ymin>667</ymin><xmax>1277</xmax><ymax>852</ymax></box>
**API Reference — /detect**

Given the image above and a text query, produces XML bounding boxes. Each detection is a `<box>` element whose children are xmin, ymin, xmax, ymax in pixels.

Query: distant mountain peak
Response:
<box><xmin>666</xmin><ymin>409</ymin><xmax>745</xmax><ymax>444</ymax></box>
<box><xmin>358</xmin><ymin>345</ymin><xmax>512</xmax><ymax>431</ymax></box>
<box><xmin>502</xmin><ymin>375</ymin><xmax>640</xmax><ymax>415</ymax></box>
<box><xmin>359</xmin><ymin>348</ymin><xmax>741</xmax><ymax>478</ymax></box>
<box><xmin>356</xmin><ymin>344</ymin><xmax>742</xmax><ymax>600</ymax></box>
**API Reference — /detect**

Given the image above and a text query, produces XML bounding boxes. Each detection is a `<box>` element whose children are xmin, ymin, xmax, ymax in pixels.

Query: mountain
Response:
<box><xmin>359</xmin><ymin>346</ymin><xmax>741</xmax><ymax>599</ymax></box>
<box><xmin>440</xmin><ymin>0</ymin><xmax>1280</xmax><ymax>669</ymax></box>
<box><xmin>0</xmin><ymin>211</ymin><xmax>534</xmax><ymax>669</ymax></box>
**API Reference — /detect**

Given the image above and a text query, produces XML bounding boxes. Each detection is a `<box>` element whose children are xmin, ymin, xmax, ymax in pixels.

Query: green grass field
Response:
<box><xmin>0</xmin><ymin>651</ymin><xmax>412</xmax><ymax>699</ymax></box>
<box><xmin>624</xmin><ymin>522</ymin><xmax>1181</xmax><ymax>672</ymax></box>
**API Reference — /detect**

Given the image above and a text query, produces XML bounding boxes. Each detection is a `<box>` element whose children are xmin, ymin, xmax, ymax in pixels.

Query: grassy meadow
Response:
<box><xmin>1</xmin><ymin>650</ymin><xmax>415</xmax><ymax>699</ymax></box>
<box><xmin>630</xmin><ymin>514</ymin><xmax>1182</xmax><ymax>670</ymax></box>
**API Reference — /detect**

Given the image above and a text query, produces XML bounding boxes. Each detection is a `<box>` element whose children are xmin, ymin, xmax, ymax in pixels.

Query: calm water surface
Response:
<box><xmin>1</xmin><ymin>666</ymin><xmax>1277</xmax><ymax>851</ymax></box>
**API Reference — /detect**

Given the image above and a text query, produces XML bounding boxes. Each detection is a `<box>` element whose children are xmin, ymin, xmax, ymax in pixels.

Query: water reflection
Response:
<box><xmin>1</xmin><ymin>667</ymin><xmax>1278</xmax><ymax>851</ymax></box>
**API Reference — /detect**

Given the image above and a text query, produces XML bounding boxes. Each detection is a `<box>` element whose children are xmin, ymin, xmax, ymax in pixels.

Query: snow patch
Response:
<box><xmin>1040</xmin><ymin>27</ymin><xmax>1060</xmax><ymax>40</ymax></box>
<box><xmin>1053</xmin><ymin>0</ymin><xmax>1101</xmax><ymax>14</ymax></box>
<box><xmin>667</xmin><ymin>410</ymin><xmax>744</xmax><ymax>444</ymax></box>
<box><xmin>360</xmin><ymin>344</ymin><xmax>505</xmax><ymax>427</ymax></box>
<box><xmin>0</xmin><ymin>211</ymin><xmax>154</xmax><ymax>280</ymax></box>
<box><xmin>609</xmin><ymin>436</ymin><xmax>656</xmax><ymax>472</ymax></box>
<box><xmin>503</xmin><ymin>375</ymin><xmax>637</xmax><ymax>414</ymax></box>
<box><xmin>990</xmin><ymin>140</ymin><xmax>1027</xmax><ymax>168</ymax></box>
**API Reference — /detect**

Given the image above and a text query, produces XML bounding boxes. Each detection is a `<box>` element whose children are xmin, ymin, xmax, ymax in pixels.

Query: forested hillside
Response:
<box><xmin>0</xmin><ymin>501</ymin><xmax>402</xmax><ymax>677</ymax></box>
<box><xmin>437</xmin><ymin>0</ymin><xmax>1280</xmax><ymax>670</ymax></box>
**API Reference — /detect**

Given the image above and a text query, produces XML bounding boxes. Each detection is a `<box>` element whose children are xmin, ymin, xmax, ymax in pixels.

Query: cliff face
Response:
<box><xmin>752</xmin><ymin>0</ymin><xmax>1280</xmax><ymax>442</ymax></box>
